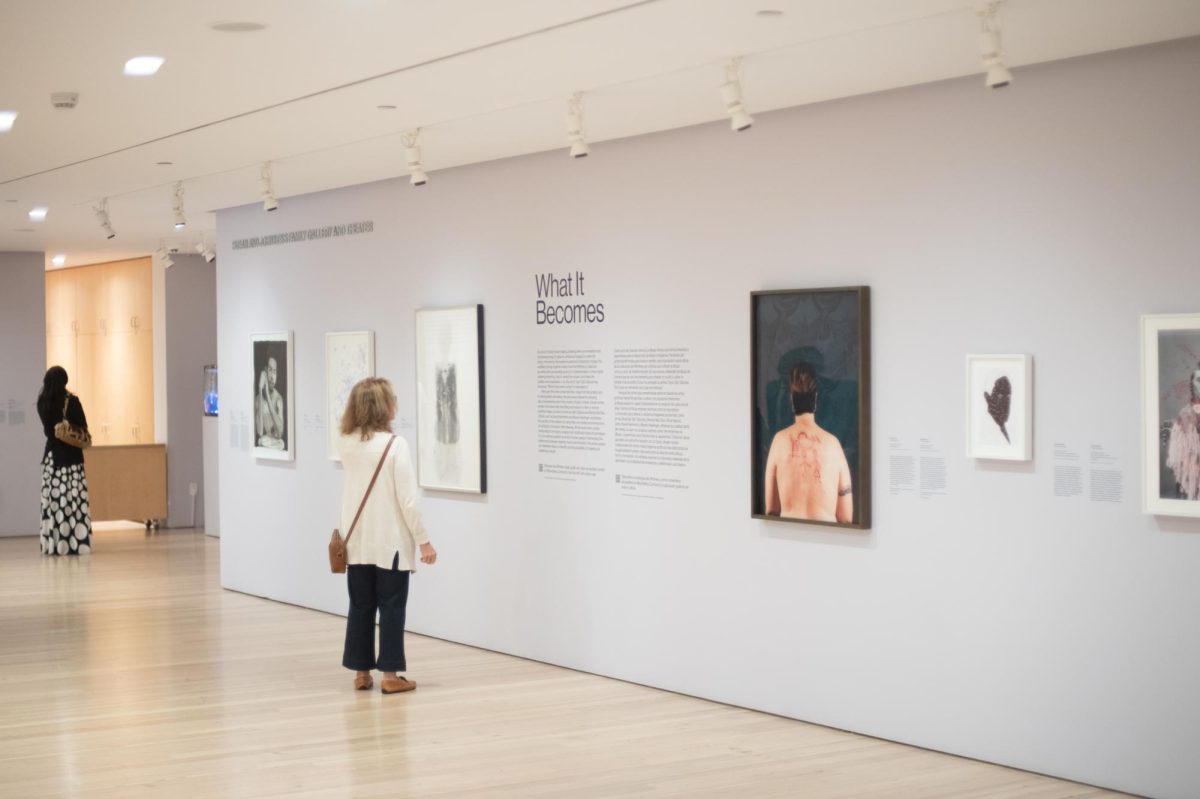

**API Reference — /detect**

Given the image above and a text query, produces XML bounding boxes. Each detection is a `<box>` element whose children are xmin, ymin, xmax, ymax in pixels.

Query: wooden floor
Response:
<box><xmin>0</xmin><ymin>529</ymin><xmax>1131</xmax><ymax>799</ymax></box>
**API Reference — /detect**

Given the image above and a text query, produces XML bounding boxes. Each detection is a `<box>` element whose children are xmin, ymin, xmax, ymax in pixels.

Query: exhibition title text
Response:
<box><xmin>535</xmin><ymin>271</ymin><xmax>605</xmax><ymax>325</ymax></box>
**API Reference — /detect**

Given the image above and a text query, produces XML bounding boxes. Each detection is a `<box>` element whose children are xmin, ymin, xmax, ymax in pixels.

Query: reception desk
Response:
<box><xmin>83</xmin><ymin>444</ymin><xmax>167</xmax><ymax>526</ymax></box>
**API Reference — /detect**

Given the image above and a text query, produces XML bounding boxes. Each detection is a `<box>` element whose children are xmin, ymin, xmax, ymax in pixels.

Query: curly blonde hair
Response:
<box><xmin>340</xmin><ymin>377</ymin><xmax>396</xmax><ymax>440</ymax></box>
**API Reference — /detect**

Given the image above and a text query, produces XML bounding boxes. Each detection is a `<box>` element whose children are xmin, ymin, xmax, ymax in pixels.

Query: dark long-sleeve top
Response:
<box><xmin>38</xmin><ymin>394</ymin><xmax>88</xmax><ymax>468</ymax></box>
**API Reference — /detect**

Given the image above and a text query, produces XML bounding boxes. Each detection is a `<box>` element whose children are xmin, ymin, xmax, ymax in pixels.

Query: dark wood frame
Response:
<box><xmin>750</xmin><ymin>286</ymin><xmax>871</xmax><ymax>529</ymax></box>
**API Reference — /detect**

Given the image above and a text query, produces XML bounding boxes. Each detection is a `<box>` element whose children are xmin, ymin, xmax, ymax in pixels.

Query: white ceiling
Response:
<box><xmin>2</xmin><ymin>0</ymin><xmax>1198</xmax><ymax>269</ymax></box>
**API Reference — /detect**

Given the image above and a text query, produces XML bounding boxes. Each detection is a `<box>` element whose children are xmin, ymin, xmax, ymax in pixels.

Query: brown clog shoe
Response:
<box><xmin>381</xmin><ymin>676</ymin><xmax>416</xmax><ymax>694</ymax></box>
<box><xmin>354</xmin><ymin>673</ymin><xmax>374</xmax><ymax>691</ymax></box>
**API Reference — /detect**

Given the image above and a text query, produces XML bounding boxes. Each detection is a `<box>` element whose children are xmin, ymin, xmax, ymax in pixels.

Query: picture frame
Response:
<box><xmin>965</xmin><ymin>354</ymin><xmax>1033</xmax><ymax>461</ymax></box>
<box><xmin>1141</xmin><ymin>313</ymin><xmax>1200</xmax><ymax>518</ymax></box>
<box><xmin>251</xmin><ymin>331</ymin><xmax>294</xmax><ymax>461</ymax></box>
<box><xmin>415</xmin><ymin>305</ymin><xmax>486</xmax><ymax>493</ymax></box>
<box><xmin>325</xmin><ymin>331</ymin><xmax>375</xmax><ymax>461</ymax></box>
<box><xmin>751</xmin><ymin>287</ymin><xmax>870</xmax><ymax>529</ymax></box>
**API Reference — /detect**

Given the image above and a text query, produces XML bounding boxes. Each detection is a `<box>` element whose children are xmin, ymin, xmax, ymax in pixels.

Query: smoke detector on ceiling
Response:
<box><xmin>51</xmin><ymin>92</ymin><xmax>79</xmax><ymax>109</ymax></box>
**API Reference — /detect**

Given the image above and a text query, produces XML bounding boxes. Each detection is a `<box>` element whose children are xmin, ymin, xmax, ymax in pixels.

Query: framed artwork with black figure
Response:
<box><xmin>966</xmin><ymin>354</ymin><xmax>1032</xmax><ymax>461</ymax></box>
<box><xmin>751</xmin><ymin>287</ymin><xmax>870</xmax><ymax>530</ymax></box>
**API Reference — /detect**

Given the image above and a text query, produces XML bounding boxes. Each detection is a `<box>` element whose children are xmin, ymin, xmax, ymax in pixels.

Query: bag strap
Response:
<box><xmin>61</xmin><ymin>395</ymin><xmax>70</xmax><ymax>417</ymax></box>
<box><xmin>343</xmin><ymin>435</ymin><xmax>396</xmax><ymax>545</ymax></box>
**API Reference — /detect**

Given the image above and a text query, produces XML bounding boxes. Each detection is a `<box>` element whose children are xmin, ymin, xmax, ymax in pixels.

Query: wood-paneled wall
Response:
<box><xmin>45</xmin><ymin>258</ymin><xmax>154</xmax><ymax>445</ymax></box>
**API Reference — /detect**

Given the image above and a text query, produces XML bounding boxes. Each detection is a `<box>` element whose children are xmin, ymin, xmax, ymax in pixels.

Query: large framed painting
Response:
<box><xmin>751</xmin><ymin>287</ymin><xmax>870</xmax><ymax>529</ymax></box>
<box><xmin>251</xmin><ymin>331</ymin><xmax>294</xmax><ymax>461</ymax></box>
<box><xmin>415</xmin><ymin>305</ymin><xmax>486</xmax><ymax>493</ymax></box>
<box><xmin>1142</xmin><ymin>313</ymin><xmax>1200</xmax><ymax>518</ymax></box>
<box><xmin>326</xmin><ymin>331</ymin><xmax>375</xmax><ymax>461</ymax></box>
<box><xmin>965</xmin><ymin>354</ymin><xmax>1032</xmax><ymax>460</ymax></box>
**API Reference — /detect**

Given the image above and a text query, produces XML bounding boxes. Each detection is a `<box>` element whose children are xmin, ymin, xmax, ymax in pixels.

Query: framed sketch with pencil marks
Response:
<box><xmin>415</xmin><ymin>305</ymin><xmax>486</xmax><ymax>493</ymax></box>
<box><xmin>325</xmin><ymin>331</ymin><xmax>375</xmax><ymax>461</ymax></box>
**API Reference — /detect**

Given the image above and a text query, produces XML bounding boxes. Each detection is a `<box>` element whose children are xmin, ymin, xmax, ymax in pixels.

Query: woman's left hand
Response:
<box><xmin>420</xmin><ymin>542</ymin><xmax>437</xmax><ymax>565</ymax></box>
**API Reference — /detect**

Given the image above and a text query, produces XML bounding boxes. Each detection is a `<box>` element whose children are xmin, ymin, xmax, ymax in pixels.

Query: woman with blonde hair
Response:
<box><xmin>338</xmin><ymin>377</ymin><xmax>437</xmax><ymax>693</ymax></box>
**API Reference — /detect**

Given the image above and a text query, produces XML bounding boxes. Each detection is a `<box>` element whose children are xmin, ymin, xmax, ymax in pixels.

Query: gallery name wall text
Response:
<box><xmin>535</xmin><ymin>270</ymin><xmax>606</xmax><ymax>325</ymax></box>
<box><xmin>231</xmin><ymin>220</ymin><xmax>375</xmax><ymax>251</ymax></box>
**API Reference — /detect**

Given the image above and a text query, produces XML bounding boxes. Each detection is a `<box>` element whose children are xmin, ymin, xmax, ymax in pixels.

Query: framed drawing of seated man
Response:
<box><xmin>751</xmin><ymin>287</ymin><xmax>870</xmax><ymax>530</ymax></box>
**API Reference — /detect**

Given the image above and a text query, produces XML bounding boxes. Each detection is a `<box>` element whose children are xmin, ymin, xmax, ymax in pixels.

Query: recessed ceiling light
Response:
<box><xmin>0</xmin><ymin>111</ymin><xmax>16</xmax><ymax>132</ymax></box>
<box><xmin>52</xmin><ymin>254</ymin><xmax>66</xmax><ymax>267</ymax></box>
<box><xmin>377</xmin><ymin>105</ymin><xmax>398</xmax><ymax>110</ymax></box>
<box><xmin>29</xmin><ymin>206</ymin><xmax>48</xmax><ymax>222</ymax></box>
<box><xmin>211</xmin><ymin>21</ymin><xmax>267</xmax><ymax>32</ymax></box>
<box><xmin>156</xmin><ymin>161</ymin><xmax>173</xmax><ymax>166</ymax></box>
<box><xmin>124</xmin><ymin>56</ymin><xmax>165</xmax><ymax>76</ymax></box>
<box><xmin>756</xmin><ymin>9</ymin><xmax>784</xmax><ymax>16</ymax></box>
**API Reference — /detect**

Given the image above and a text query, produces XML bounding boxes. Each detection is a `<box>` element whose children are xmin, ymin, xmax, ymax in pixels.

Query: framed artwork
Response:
<box><xmin>325</xmin><ymin>331</ymin><xmax>375</xmax><ymax>461</ymax></box>
<box><xmin>965</xmin><ymin>354</ymin><xmax>1032</xmax><ymax>460</ymax></box>
<box><xmin>251</xmin><ymin>331</ymin><xmax>294</xmax><ymax>461</ymax></box>
<box><xmin>1142</xmin><ymin>313</ymin><xmax>1200</xmax><ymax>518</ymax></box>
<box><xmin>751</xmin><ymin>287</ymin><xmax>870</xmax><ymax>529</ymax></box>
<box><xmin>415</xmin><ymin>305</ymin><xmax>486</xmax><ymax>493</ymax></box>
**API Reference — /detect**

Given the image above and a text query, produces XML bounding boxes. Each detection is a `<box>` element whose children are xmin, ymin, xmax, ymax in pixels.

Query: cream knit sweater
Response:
<box><xmin>338</xmin><ymin>432</ymin><xmax>429</xmax><ymax>571</ymax></box>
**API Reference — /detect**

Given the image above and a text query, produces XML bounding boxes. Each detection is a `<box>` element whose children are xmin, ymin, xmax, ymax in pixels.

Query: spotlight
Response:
<box><xmin>719</xmin><ymin>58</ymin><xmax>754</xmax><ymax>132</ymax></box>
<box><xmin>978</xmin><ymin>3</ymin><xmax>1012</xmax><ymax>89</ymax></box>
<box><xmin>195</xmin><ymin>241</ymin><xmax>216</xmax><ymax>263</ymax></box>
<box><xmin>403</xmin><ymin>129</ymin><xmax>427</xmax><ymax>186</ymax></box>
<box><xmin>259</xmin><ymin>162</ymin><xmax>279</xmax><ymax>212</ymax></box>
<box><xmin>94</xmin><ymin>199</ymin><xmax>116</xmax><ymax>239</ymax></box>
<box><xmin>172</xmin><ymin>182</ymin><xmax>186</xmax><ymax>229</ymax></box>
<box><xmin>566</xmin><ymin>92</ymin><xmax>589</xmax><ymax>159</ymax></box>
<box><xmin>52</xmin><ymin>254</ymin><xmax>66</xmax><ymax>267</ymax></box>
<box><xmin>0</xmin><ymin>111</ymin><xmax>16</xmax><ymax>132</ymax></box>
<box><xmin>157</xmin><ymin>247</ymin><xmax>175</xmax><ymax>269</ymax></box>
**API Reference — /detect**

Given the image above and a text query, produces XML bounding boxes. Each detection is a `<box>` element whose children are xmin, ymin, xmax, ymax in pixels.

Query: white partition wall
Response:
<box><xmin>0</xmin><ymin>252</ymin><xmax>48</xmax><ymax>536</ymax></box>
<box><xmin>216</xmin><ymin>39</ymin><xmax>1200</xmax><ymax>799</ymax></box>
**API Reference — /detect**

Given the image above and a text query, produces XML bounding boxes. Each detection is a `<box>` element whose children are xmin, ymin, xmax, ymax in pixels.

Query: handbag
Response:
<box><xmin>329</xmin><ymin>435</ymin><xmax>396</xmax><ymax>573</ymax></box>
<box><xmin>54</xmin><ymin>395</ymin><xmax>92</xmax><ymax>449</ymax></box>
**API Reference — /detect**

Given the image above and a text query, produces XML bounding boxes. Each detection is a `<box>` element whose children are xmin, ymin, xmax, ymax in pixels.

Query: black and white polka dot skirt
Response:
<box><xmin>40</xmin><ymin>452</ymin><xmax>92</xmax><ymax>556</ymax></box>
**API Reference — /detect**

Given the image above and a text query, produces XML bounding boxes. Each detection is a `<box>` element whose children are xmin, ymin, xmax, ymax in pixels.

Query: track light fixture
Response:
<box><xmin>172</xmin><ymin>182</ymin><xmax>187</xmax><ymax>229</ymax></box>
<box><xmin>402</xmin><ymin>129</ymin><xmax>428</xmax><ymax>186</ymax></box>
<box><xmin>259</xmin><ymin>162</ymin><xmax>279</xmax><ymax>212</ymax></box>
<box><xmin>566</xmin><ymin>92</ymin><xmax>589</xmax><ymax>159</ymax></box>
<box><xmin>156</xmin><ymin>246</ymin><xmax>175</xmax><ymax>269</ymax></box>
<box><xmin>720</xmin><ymin>58</ymin><xmax>754</xmax><ymax>132</ymax></box>
<box><xmin>195</xmin><ymin>239</ymin><xmax>216</xmax><ymax>263</ymax></box>
<box><xmin>94</xmin><ymin>198</ymin><xmax>116</xmax><ymax>239</ymax></box>
<box><xmin>978</xmin><ymin>2</ymin><xmax>1012</xmax><ymax>89</ymax></box>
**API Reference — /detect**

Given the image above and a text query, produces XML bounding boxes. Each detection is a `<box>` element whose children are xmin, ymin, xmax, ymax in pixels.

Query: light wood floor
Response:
<box><xmin>0</xmin><ymin>529</ymin><xmax>1132</xmax><ymax>799</ymax></box>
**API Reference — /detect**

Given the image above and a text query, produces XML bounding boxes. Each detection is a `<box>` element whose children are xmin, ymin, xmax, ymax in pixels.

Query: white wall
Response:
<box><xmin>0</xmin><ymin>252</ymin><xmax>48</xmax><ymax>536</ymax></box>
<box><xmin>216</xmin><ymin>39</ymin><xmax>1200</xmax><ymax>799</ymax></box>
<box><xmin>165</xmin><ymin>253</ymin><xmax>217</xmax><ymax>528</ymax></box>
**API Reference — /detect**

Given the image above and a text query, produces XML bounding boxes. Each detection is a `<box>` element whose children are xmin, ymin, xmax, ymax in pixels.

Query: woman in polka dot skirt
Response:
<box><xmin>35</xmin><ymin>366</ymin><xmax>92</xmax><ymax>556</ymax></box>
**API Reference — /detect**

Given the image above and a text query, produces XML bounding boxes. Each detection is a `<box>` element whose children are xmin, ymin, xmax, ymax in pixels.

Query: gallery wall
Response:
<box><xmin>215</xmin><ymin>38</ymin><xmax>1200</xmax><ymax>799</ymax></box>
<box><xmin>165</xmin><ymin>253</ymin><xmax>217</xmax><ymax>528</ymax></box>
<box><xmin>0</xmin><ymin>252</ymin><xmax>48</xmax><ymax>536</ymax></box>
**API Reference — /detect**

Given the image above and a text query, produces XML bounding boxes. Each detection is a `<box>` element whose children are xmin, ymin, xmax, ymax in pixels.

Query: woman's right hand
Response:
<box><xmin>419</xmin><ymin>542</ymin><xmax>437</xmax><ymax>565</ymax></box>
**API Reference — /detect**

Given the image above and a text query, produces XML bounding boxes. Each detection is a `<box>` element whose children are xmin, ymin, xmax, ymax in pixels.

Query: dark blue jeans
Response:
<box><xmin>343</xmin><ymin>563</ymin><xmax>410</xmax><ymax>672</ymax></box>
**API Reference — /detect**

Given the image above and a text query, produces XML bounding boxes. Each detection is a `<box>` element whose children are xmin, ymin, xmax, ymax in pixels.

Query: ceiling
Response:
<box><xmin>2</xmin><ymin>0</ymin><xmax>1198</xmax><ymax>269</ymax></box>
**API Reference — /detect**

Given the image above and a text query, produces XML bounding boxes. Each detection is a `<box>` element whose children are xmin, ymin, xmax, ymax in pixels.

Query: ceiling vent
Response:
<box><xmin>50</xmin><ymin>92</ymin><xmax>79</xmax><ymax>109</ymax></box>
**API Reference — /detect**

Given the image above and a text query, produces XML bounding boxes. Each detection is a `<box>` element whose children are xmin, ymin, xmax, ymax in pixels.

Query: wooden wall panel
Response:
<box><xmin>44</xmin><ymin>258</ymin><xmax>154</xmax><ymax>446</ymax></box>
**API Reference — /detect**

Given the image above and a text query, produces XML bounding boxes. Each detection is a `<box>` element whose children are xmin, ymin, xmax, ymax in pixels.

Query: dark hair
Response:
<box><xmin>37</xmin><ymin>366</ymin><xmax>69</xmax><ymax>420</ymax></box>
<box><xmin>788</xmin><ymin>361</ymin><xmax>818</xmax><ymax>396</ymax></box>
